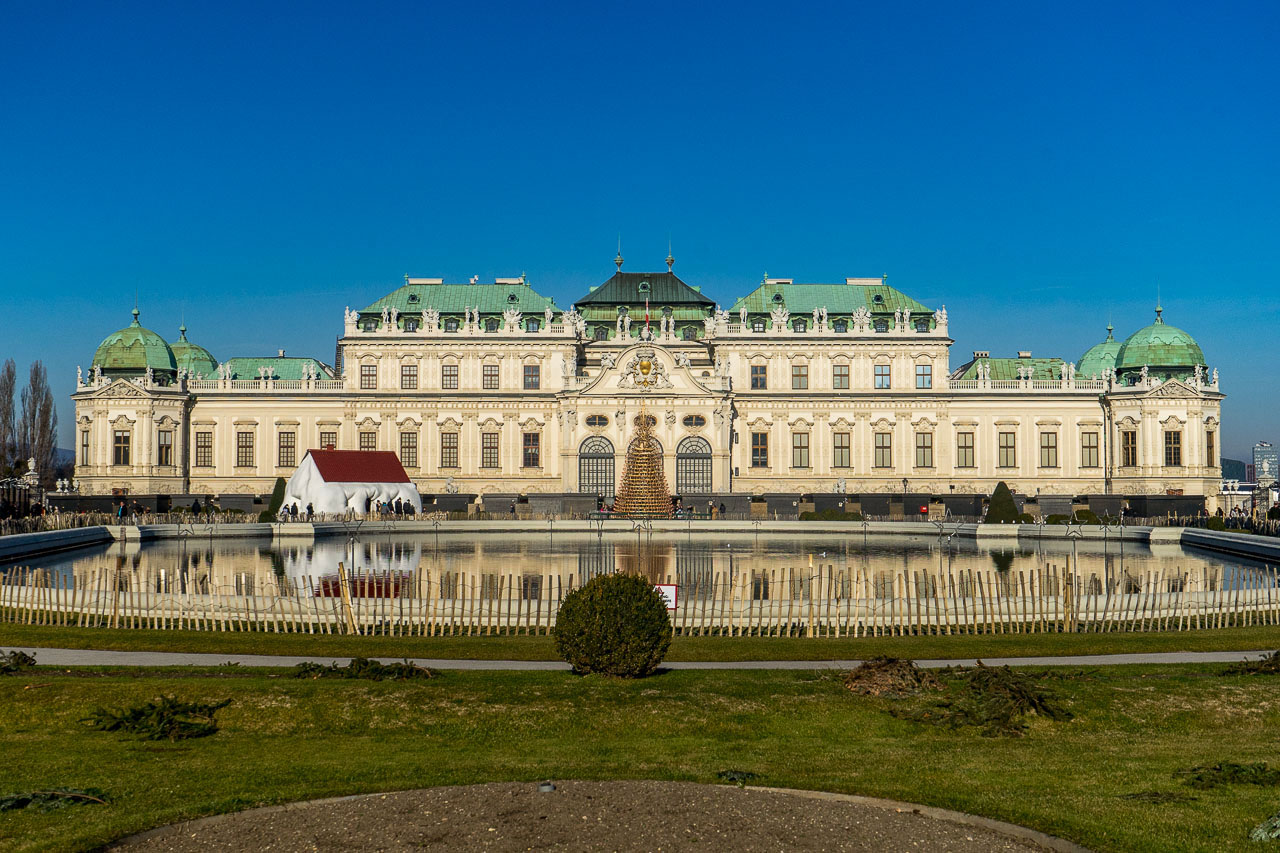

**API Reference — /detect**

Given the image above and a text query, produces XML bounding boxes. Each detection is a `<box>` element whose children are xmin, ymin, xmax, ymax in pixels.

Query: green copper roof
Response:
<box><xmin>91</xmin><ymin>309</ymin><xmax>177</xmax><ymax>375</ymax></box>
<box><xmin>952</xmin><ymin>355</ymin><xmax>1066</xmax><ymax>381</ymax></box>
<box><xmin>728</xmin><ymin>280</ymin><xmax>933</xmax><ymax>318</ymax></box>
<box><xmin>358</xmin><ymin>280</ymin><xmax>559</xmax><ymax>317</ymax></box>
<box><xmin>222</xmin><ymin>357</ymin><xmax>333</xmax><ymax>381</ymax></box>
<box><xmin>574</xmin><ymin>271</ymin><xmax>715</xmax><ymax>308</ymax></box>
<box><xmin>1115</xmin><ymin>307</ymin><xmax>1205</xmax><ymax>373</ymax></box>
<box><xmin>170</xmin><ymin>325</ymin><xmax>218</xmax><ymax>378</ymax></box>
<box><xmin>1075</xmin><ymin>324</ymin><xmax>1123</xmax><ymax>378</ymax></box>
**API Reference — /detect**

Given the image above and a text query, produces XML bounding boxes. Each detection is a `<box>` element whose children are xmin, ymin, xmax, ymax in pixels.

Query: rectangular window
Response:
<box><xmin>915</xmin><ymin>432</ymin><xmax>933</xmax><ymax>468</ymax></box>
<box><xmin>195</xmin><ymin>432</ymin><xmax>212</xmax><ymax>467</ymax></box>
<box><xmin>440</xmin><ymin>432</ymin><xmax>459</xmax><ymax>468</ymax></box>
<box><xmin>523</xmin><ymin>364</ymin><xmax>540</xmax><ymax>390</ymax></box>
<box><xmin>1164</xmin><ymin>431</ymin><xmax>1183</xmax><ymax>467</ymax></box>
<box><xmin>874</xmin><ymin>364</ymin><xmax>891</xmax><ymax>389</ymax></box>
<box><xmin>400</xmin><ymin>431</ymin><xmax>417</xmax><ymax>468</ymax></box>
<box><xmin>113</xmin><ymin>430</ymin><xmax>131</xmax><ymax>466</ymax></box>
<box><xmin>359</xmin><ymin>432</ymin><xmax>376</xmax><ymax>452</ymax></box>
<box><xmin>791</xmin><ymin>364</ymin><xmax>808</xmax><ymax>390</ymax></box>
<box><xmin>319</xmin><ymin>430</ymin><xmax>337</xmax><ymax>451</ymax></box>
<box><xmin>750</xmin><ymin>365</ymin><xmax>767</xmax><ymax>390</ymax></box>
<box><xmin>400</xmin><ymin>363</ymin><xmax>418</xmax><ymax>390</ymax></box>
<box><xmin>998</xmin><ymin>431</ymin><xmax>1016</xmax><ymax>468</ymax></box>
<box><xmin>1081</xmin><ymin>432</ymin><xmax>1100</xmax><ymax>468</ymax></box>
<box><xmin>1121</xmin><ymin>430</ymin><xmax>1138</xmax><ymax>467</ymax></box>
<box><xmin>916</xmin><ymin>364</ymin><xmax>932</xmax><ymax>389</ymax></box>
<box><xmin>956</xmin><ymin>431</ymin><xmax>975</xmax><ymax>468</ymax></box>
<box><xmin>832</xmin><ymin>364</ymin><xmax>849</xmax><ymax>389</ymax></box>
<box><xmin>832</xmin><ymin>432</ymin><xmax>850</xmax><ymax>468</ymax></box>
<box><xmin>1039</xmin><ymin>432</ymin><xmax>1058</xmax><ymax>468</ymax></box>
<box><xmin>278</xmin><ymin>432</ymin><xmax>296</xmax><ymax>468</ymax></box>
<box><xmin>157</xmin><ymin>430</ymin><xmax>173</xmax><ymax>467</ymax></box>
<box><xmin>236</xmin><ymin>431</ymin><xmax>254</xmax><ymax>468</ymax></box>
<box><xmin>483</xmin><ymin>364</ymin><xmax>499</xmax><ymax>390</ymax></box>
<box><xmin>874</xmin><ymin>432</ymin><xmax>892</xmax><ymax>468</ymax></box>
<box><xmin>481</xmin><ymin>432</ymin><xmax>500</xmax><ymax>468</ymax></box>
<box><xmin>522</xmin><ymin>432</ymin><xmax>540</xmax><ymax>468</ymax></box>
<box><xmin>791</xmin><ymin>433</ymin><xmax>809</xmax><ymax>468</ymax></box>
<box><xmin>359</xmin><ymin>363</ymin><xmax>377</xmax><ymax>389</ymax></box>
<box><xmin>80</xmin><ymin>430</ymin><xmax>89</xmax><ymax>466</ymax></box>
<box><xmin>750</xmin><ymin>432</ymin><xmax>768</xmax><ymax>467</ymax></box>
<box><xmin>442</xmin><ymin>364</ymin><xmax>458</xmax><ymax>389</ymax></box>
<box><xmin>1206</xmin><ymin>430</ymin><xmax>1215</xmax><ymax>467</ymax></box>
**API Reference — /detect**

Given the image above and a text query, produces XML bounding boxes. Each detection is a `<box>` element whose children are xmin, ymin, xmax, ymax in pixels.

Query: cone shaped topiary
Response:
<box><xmin>985</xmin><ymin>481</ymin><xmax>1019</xmax><ymax>524</ymax></box>
<box><xmin>554</xmin><ymin>573</ymin><xmax>672</xmax><ymax>677</ymax></box>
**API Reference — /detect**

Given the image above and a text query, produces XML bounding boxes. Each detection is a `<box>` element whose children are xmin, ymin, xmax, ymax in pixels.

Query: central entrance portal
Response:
<box><xmin>578</xmin><ymin>436</ymin><xmax>615</xmax><ymax>500</ymax></box>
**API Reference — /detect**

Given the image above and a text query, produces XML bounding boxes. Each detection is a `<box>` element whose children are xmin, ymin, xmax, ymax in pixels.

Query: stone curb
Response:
<box><xmin>748</xmin><ymin>785</ymin><xmax>1093</xmax><ymax>853</ymax></box>
<box><xmin>107</xmin><ymin>782</ymin><xmax>1093</xmax><ymax>851</ymax></box>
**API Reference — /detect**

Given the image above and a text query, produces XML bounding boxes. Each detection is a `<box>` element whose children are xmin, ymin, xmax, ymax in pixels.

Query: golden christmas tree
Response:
<box><xmin>612</xmin><ymin>402</ymin><xmax>671</xmax><ymax>518</ymax></box>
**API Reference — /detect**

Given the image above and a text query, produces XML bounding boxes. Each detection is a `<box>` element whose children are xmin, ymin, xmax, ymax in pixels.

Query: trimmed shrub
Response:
<box><xmin>1207</xmin><ymin>517</ymin><xmax>1227</xmax><ymax>531</ymax></box>
<box><xmin>1074</xmin><ymin>509</ymin><xmax>1100</xmax><ymax>525</ymax></box>
<box><xmin>984</xmin><ymin>482</ymin><xmax>1019</xmax><ymax>524</ymax></box>
<box><xmin>554</xmin><ymin>573</ymin><xmax>672</xmax><ymax>677</ymax></box>
<box><xmin>800</xmin><ymin>509</ymin><xmax>864</xmax><ymax>521</ymax></box>
<box><xmin>1268</xmin><ymin>506</ymin><xmax>1280</xmax><ymax>521</ymax></box>
<box><xmin>258</xmin><ymin>477</ymin><xmax>287</xmax><ymax>522</ymax></box>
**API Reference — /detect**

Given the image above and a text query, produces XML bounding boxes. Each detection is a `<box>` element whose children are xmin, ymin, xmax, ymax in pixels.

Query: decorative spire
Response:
<box><xmin>1155</xmin><ymin>286</ymin><xmax>1163</xmax><ymax>324</ymax></box>
<box><xmin>131</xmin><ymin>307</ymin><xmax>140</xmax><ymax>326</ymax></box>
<box><xmin>178</xmin><ymin>323</ymin><xmax>188</xmax><ymax>341</ymax></box>
<box><xmin>1105</xmin><ymin>322</ymin><xmax>1114</xmax><ymax>340</ymax></box>
<box><xmin>666</xmin><ymin>238</ymin><xmax>674</xmax><ymax>272</ymax></box>
<box><xmin>615</xmin><ymin>236</ymin><xmax>624</xmax><ymax>271</ymax></box>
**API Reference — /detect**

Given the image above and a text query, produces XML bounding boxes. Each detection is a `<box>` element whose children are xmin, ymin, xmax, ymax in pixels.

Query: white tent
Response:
<box><xmin>282</xmin><ymin>449</ymin><xmax>421</xmax><ymax>517</ymax></box>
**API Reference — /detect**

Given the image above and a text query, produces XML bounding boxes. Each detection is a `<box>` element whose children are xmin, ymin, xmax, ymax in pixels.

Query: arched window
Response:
<box><xmin>579</xmin><ymin>436</ymin><xmax>615</xmax><ymax>500</ymax></box>
<box><xmin>873</xmin><ymin>318</ymin><xmax>889</xmax><ymax>333</ymax></box>
<box><xmin>832</xmin><ymin>319</ymin><xmax>847</xmax><ymax>333</ymax></box>
<box><xmin>484</xmin><ymin>317</ymin><xmax>500</xmax><ymax>333</ymax></box>
<box><xmin>915</xmin><ymin>318</ymin><xmax>930</xmax><ymax>333</ymax></box>
<box><xmin>676</xmin><ymin>436</ymin><xmax>712</xmax><ymax>494</ymax></box>
<box><xmin>444</xmin><ymin>317</ymin><xmax>460</xmax><ymax>332</ymax></box>
<box><xmin>525</xmin><ymin>317</ymin><xmax>541</xmax><ymax>333</ymax></box>
<box><xmin>751</xmin><ymin>318</ymin><xmax>766</xmax><ymax>332</ymax></box>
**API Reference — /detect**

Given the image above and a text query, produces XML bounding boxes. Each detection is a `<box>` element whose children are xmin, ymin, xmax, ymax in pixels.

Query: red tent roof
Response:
<box><xmin>306</xmin><ymin>449</ymin><xmax>411</xmax><ymax>484</ymax></box>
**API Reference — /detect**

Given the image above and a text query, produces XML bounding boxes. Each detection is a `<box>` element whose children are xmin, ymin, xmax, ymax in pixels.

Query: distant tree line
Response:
<box><xmin>0</xmin><ymin>359</ymin><xmax>58</xmax><ymax>487</ymax></box>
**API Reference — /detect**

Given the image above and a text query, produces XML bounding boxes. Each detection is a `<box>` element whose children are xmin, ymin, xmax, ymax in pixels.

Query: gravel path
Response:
<box><xmin>6</xmin><ymin>646</ymin><xmax>1271</xmax><ymax>669</ymax></box>
<box><xmin>112</xmin><ymin>781</ymin><xmax>1083</xmax><ymax>852</ymax></box>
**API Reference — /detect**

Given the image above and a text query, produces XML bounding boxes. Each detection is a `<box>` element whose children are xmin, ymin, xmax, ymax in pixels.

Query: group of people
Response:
<box><xmin>370</xmin><ymin>497</ymin><xmax>415</xmax><ymax>518</ymax></box>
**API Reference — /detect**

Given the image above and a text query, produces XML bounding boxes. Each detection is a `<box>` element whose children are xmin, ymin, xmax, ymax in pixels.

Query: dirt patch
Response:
<box><xmin>842</xmin><ymin>657</ymin><xmax>941</xmax><ymax>697</ymax></box>
<box><xmin>112</xmin><ymin>780</ymin><xmax>1063</xmax><ymax>852</ymax></box>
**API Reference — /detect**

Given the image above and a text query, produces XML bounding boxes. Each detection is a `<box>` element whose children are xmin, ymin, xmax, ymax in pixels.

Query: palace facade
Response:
<box><xmin>72</xmin><ymin>262</ymin><xmax>1224</xmax><ymax>509</ymax></box>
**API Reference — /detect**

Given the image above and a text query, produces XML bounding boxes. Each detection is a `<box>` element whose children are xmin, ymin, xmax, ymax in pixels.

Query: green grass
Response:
<box><xmin>3</xmin><ymin>621</ymin><xmax>1280</xmax><ymax>661</ymax></box>
<box><xmin>2</xmin><ymin>663</ymin><xmax>1280</xmax><ymax>851</ymax></box>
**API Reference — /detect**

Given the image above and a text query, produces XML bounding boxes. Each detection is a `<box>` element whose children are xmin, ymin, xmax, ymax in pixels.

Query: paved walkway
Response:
<box><xmin>6</xmin><ymin>646</ymin><xmax>1270</xmax><ymax>670</ymax></box>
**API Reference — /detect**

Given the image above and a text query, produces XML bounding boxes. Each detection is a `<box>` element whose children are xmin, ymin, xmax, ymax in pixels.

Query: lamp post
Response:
<box><xmin>902</xmin><ymin>478</ymin><xmax>908</xmax><ymax>518</ymax></box>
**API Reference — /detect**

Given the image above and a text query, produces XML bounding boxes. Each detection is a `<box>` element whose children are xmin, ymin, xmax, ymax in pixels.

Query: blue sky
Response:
<box><xmin>2</xmin><ymin>1</ymin><xmax>1276</xmax><ymax>459</ymax></box>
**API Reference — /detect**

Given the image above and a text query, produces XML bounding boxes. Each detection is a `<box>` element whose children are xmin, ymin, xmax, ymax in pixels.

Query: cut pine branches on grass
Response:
<box><xmin>83</xmin><ymin>695</ymin><xmax>232</xmax><ymax>741</ymax></box>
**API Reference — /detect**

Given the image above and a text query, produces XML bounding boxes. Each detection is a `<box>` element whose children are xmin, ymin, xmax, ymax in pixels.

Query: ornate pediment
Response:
<box><xmin>618</xmin><ymin>346</ymin><xmax>674</xmax><ymax>390</ymax></box>
<box><xmin>89</xmin><ymin>380</ymin><xmax>152</xmax><ymax>400</ymax></box>
<box><xmin>1144</xmin><ymin>379</ymin><xmax>1198</xmax><ymax>399</ymax></box>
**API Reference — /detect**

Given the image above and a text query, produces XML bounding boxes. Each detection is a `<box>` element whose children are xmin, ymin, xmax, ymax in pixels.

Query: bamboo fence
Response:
<box><xmin>2</xmin><ymin>562</ymin><xmax>1278</xmax><ymax>637</ymax></box>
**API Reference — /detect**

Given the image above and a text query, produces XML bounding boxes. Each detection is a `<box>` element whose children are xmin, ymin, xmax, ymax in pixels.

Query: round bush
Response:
<box><xmin>554</xmin><ymin>573</ymin><xmax>672</xmax><ymax>677</ymax></box>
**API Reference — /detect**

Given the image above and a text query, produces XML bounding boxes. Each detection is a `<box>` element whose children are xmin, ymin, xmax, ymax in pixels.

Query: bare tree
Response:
<box><xmin>0</xmin><ymin>359</ymin><xmax>15</xmax><ymax>476</ymax></box>
<box><xmin>18</xmin><ymin>361</ymin><xmax>57</xmax><ymax>487</ymax></box>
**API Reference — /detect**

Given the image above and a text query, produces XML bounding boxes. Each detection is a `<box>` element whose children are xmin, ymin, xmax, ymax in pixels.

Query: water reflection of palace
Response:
<box><xmin>28</xmin><ymin>533</ymin><xmax>1270</xmax><ymax>599</ymax></box>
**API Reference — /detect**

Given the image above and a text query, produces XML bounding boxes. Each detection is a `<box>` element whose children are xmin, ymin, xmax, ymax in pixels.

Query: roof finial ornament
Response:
<box><xmin>404</xmin><ymin>274</ymin><xmax>409</xmax><ymax>284</ymax></box>
<box><xmin>131</xmin><ymin>306</ymin><xmax>140</xmax><ymax>326</ymax></box>
<box><xmin>615</xmin><ymin>235</ymin><xmax>624</xmax><ymax>271</ymax></box>
<box><xmin>666</xmin><ymin>237</ymin><xmax>674</xmax><ymax>272</ymax></box>
<box><xmin>1155</xmin><ymin>286</ymin><xmax>1164</xmax><ymax>324</ymax></box>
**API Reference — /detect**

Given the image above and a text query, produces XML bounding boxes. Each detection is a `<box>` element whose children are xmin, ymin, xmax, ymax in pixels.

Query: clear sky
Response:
<box><xmin>2</xmin><ymin>1</ymin><xmax>1276</xmax><ymax>459</ymax></box>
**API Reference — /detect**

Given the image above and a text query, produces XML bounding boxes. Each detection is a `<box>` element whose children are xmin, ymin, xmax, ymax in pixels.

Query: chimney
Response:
<box><xmin>1017</xmin><ymin>351</ymin><xmax>1032</xmax><ymax>359</ymax></box>
<box><xmin>278</xmin><ymin>349</ymin><xmax>286</xmax><ymax>358</ymax></box>
<box><xmin>973</xmin><ymin>351</ymin><xmax>989</xmax><ymax>359</ymax></box>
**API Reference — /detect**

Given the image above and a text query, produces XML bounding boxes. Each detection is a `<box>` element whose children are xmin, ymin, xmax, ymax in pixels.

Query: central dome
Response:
<box><xmin>1115</xmin><ymin>306</ymin><xmax>1205</xmax><ymax>381</ymax></box>
<box><xmin>91</xmin><ymin>309</ymin><xmax>178</xmax><ymax>377</ymax></box>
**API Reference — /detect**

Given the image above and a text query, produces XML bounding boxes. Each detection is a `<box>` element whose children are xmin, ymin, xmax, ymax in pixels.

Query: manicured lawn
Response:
<box><xmin>2</xmin><ymin>663</ymin><xmax>1279</xmax><ymax>851</ymax></box>
<box><xmin>2</xmin><ymin>621</ymin><xmax>1279</xmax><ymax>661</ymax></box>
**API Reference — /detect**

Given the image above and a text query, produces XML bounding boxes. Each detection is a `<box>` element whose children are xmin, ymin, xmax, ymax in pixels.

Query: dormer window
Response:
<box><xmin>525</xmin><ymin>317</ymin><xmax>541</xmax><ymax>332</ymax></box>
<box><xmin>444</xmin><ymin>317</ymin><xmax>460</xmax><ymax>332</ymax></box>
<box><xmin>638</xmin><ymin>280</ymin><xmax>650</xmax><ymax>293</ymax></box>
<box><xmin>772</xmin><ymin>292</ymin><xmax>784</xmax><ymax>303</ymax></box>
<box><xmin>874</xmin><ymin>318</ymin><xmax>889</xmax><ymax>333</ymax></box>
<box><xmin>594</xmin><ymin>326</ymin><xmax>609</xmax><ymax>341</ymax></box>
<box><xmin>404</xmin><ymin>318</ymin><xmax>419</xmax><ymax>332</ymax></box>
<box><xmin>682</xmin><ymin>326</ymin><xmax>696</xmax><ymax>341</ymax></box>
<box><xmin>872</xmin><ymin>294</ymin><xmax>885</xmax><ymax>305</ymax></box>
<box><xmin>915</xmin><ymin>319</ymin><xmax>930</xmax><ymax>333</ymax></box>
<box><xmin>752</xmin><ymin>318</ymin><xmax>766</xmax><ymax>332</ymax></box>
<box><xmin>484</xmin><ymin>318</ymin><xmax>499</xmax><ymax>332</ymax></box>
<box><xmin>361</xmin><ymin>319</ymin><xmax>377</xmax><ymax>332</ymax></box>
<box><xmin>792</xmin><ymin>317</ymin><xmax>807</xmax><ymax>333</ymax></box>
<box><xmin>832</xmin><ymin>319</ymin><xmax>848</xmax><ymax>333</ymax></box>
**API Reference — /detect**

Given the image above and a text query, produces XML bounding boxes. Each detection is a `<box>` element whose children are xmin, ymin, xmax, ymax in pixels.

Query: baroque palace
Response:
<box><xmin>72</xmin><ymin>257</ymin><xmax>1224</xmax><ymax>511</ymax></box>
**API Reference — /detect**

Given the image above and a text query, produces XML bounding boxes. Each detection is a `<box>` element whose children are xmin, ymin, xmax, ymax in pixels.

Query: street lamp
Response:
<box><xmin>902</xmin><ymin>478</ymin><xmax>908</xmax><ymax>517</ymax></box>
